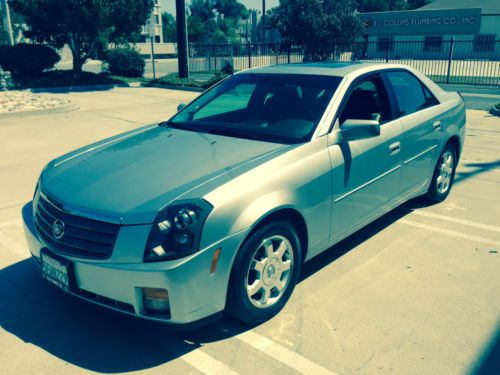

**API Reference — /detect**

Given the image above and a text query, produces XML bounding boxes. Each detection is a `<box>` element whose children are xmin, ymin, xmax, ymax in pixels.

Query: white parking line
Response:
<box><xmin>180</xmin><ymin>349</ymin><xmax>239</xmax><ymax>375</ymax></box>
<box><xmin>236</xmin><ymin>330</ymin><xmax>336</xmax><ymax>375</ymax></box>
<box><xmin>412</xmin><ymin>210</ymin><xmax>500</xmax><ymax>233</ymax></box>
<box><xmin>399</xmin><ymin>219</ymin><xmax>500</xmax><ymax>247</ymax></box>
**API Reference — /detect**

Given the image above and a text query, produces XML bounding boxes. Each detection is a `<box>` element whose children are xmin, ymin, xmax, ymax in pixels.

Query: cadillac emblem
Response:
<box><xmin>52</xmin><ymin>220</ymin><xmax>65</xmax><ymax>240</ymax></box>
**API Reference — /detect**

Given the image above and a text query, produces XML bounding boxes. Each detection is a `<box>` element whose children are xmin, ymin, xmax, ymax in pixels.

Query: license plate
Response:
<box><xmin>41</xmin><ymin>251</ymin><xmax>71</xmax><ymax>292</ymax></box>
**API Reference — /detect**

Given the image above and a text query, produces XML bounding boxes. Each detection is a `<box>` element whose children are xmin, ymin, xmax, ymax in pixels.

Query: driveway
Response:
<box><xmin>0</xmin><ymin>87</ymin><xmax>499</xmax><ymax>375</ymax></box>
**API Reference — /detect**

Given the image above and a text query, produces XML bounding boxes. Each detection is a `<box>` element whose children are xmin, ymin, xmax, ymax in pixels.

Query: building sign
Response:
<box><xmin>360</xmin><ymin>8</ymin><xmax>481</xmax><ymax>36</ymax></box>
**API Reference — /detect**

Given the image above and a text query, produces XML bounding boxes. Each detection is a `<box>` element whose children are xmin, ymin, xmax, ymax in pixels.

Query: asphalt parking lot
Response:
<box><xmin>0</xmin><ymin>87</ymin><xmax>499</xmax><ymax>375</ymax></box>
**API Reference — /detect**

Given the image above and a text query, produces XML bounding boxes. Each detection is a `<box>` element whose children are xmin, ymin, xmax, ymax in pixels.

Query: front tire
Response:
<box><xmin>424</xmin><ymin>143</ymin><xmax>457</xmax><ymax>203</ymax></box>
<box><xmin>226</xmin><ymin>221</ymin><xmax>302</xmax><ymax>324</ymax></box>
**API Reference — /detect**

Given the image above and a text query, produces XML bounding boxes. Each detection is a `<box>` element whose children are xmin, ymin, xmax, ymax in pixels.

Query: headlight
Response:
<box><xmin>144</xmin><ymin>199</ymin><xmax>213</xmax><ymax>262</ymax></box>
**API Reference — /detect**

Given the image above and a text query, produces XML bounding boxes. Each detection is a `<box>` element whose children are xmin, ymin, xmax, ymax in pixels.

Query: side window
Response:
<box><xmin>339</xmin><ymin>75</ymin><xmax>392</xmax><ymax>125</ymax></box>
<box><xmin>194</xmin><ymin>84</ymin><xmax>255</xmax><ymax>120</ymax></box>
<box><xmin>386</xmin><ymin>71</ymin><xmax>428</xmax><ymax>117</ymax></box>
<box><xmin>422</xmin><ymin>84</ymin><xmax>439</xmax><ymax>107</ymax></box>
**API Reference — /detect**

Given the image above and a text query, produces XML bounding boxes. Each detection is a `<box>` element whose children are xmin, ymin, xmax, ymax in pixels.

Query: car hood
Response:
<box><xmin>41</xmin><ymin>125</ymin><xmax>290</xmax><ymax>224</ymax></box>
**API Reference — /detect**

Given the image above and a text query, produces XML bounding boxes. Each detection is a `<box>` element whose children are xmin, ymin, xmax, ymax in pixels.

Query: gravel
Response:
<box><xmin>0</xmin><ymin>91</ymin><xmax>70</xmax><ymax>114</ymax></box>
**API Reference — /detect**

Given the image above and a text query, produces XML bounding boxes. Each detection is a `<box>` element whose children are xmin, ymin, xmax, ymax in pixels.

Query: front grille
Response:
<box><xmin>34</xmin><ymin>192</ymin><xmax>120</xmax><ymax>259</ymax></box>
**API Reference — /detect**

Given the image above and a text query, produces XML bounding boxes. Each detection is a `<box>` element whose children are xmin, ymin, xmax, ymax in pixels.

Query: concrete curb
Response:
<box><xmin>141</xmin><ymin>82</ymin><xmax>205</xmax><ymax>93</ymax></box>
<box><xmin>29</xmin><ymin>82</ymin><xmax>131</xmax><ymax>93</ymax></box>
<box><xmin>0</xmin><ymin>102</ymin><xmax>79</xmax><ymax>120</ymax></box>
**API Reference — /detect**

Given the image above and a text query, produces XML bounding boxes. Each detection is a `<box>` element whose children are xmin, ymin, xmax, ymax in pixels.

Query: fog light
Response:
<box><xmin>142</xmin><ymin>287</ymin><xmax>170</xmax><ymax>314</ymax></box>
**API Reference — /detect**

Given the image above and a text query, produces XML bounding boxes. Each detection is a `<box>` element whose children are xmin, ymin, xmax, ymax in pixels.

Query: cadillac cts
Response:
<box><xmin>22</xmin><ymin>63</ymin><xmax>466</xmax><ymax>325</ymax></box>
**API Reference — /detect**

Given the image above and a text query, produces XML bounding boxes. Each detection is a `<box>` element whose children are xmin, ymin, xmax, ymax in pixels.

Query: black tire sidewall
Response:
<box><xmin>226</xmin><ymin>221</ymin><xmax>302</xmax><ymax>324</ymax></box>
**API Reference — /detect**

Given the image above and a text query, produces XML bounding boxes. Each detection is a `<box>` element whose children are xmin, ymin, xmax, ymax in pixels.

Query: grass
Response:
<box><xmin>146</xmin><ymin>72</ymin><xmax>229</xmax><ymax>90</ymax></box>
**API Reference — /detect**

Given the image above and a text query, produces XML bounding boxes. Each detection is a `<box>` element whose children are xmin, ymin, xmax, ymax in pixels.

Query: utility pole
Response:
<box><xmin>261</xmin><ymin>0</ymin><xmax>266</xmax><ymax>44</ymax></box>
<box><xmin>1</xmin><ymin>0</ymin><xmax>14</xmax><ymax>45</ymax></box>
<box><xmin>176</xmin><ymin>0</ymin><xmax>189</xmax><ymax>78</ymax></box>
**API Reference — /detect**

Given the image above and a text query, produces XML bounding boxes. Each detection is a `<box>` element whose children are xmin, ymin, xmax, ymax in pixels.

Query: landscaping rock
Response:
<box><xmin>0</xmin><ymin>91</ymin><xmax>71</xmax><ymax>114</ymax></box>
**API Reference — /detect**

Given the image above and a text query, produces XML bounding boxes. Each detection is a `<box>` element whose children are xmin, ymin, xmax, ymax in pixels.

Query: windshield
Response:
<box><xmin>167</xmin><ymin>73</ymin><xmax>342</xmax><ymax>144</ymax></box>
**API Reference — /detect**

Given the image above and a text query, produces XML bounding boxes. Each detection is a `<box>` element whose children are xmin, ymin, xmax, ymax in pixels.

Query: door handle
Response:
<box><xmin>432</xmin><ymin>120</ymin><xmax>442</xmax><ymax>131</ymax></box>
<box><xmin>389</xmin><ymin>141</ymin><xmax>401</xmax><ymax>155</ymax></box>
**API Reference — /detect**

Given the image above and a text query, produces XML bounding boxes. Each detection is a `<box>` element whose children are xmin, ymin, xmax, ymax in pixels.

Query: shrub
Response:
<box><xmin>103</xmin><ymin>47</ymin><xmax>145</xmax><ymax>78</ymax></box>
<box><xmin>220</xmin><ymin>60</ymin><xmax>234</xmax><ymax>75</ymax></box>
<box><xmin>202</xmin><ymin>73</ymin><xmax>229</xmax><ymax>89</ymax></box>
<box><xmin>0</xmin><ymin>43</ymin><xmax>60</xmax><ymax>78</ymax></box>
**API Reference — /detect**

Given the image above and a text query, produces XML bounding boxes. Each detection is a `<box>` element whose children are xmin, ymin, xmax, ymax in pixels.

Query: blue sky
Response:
<box><xmin>161</xmin><ymin>0</ymin><xmax>280</xmax><ymax>16</ymax></box>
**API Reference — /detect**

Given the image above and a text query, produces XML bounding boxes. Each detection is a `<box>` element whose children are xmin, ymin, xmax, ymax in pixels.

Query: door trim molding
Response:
<box><xmin>334</xmin><ymin>164</ymin><xmax>401</xmax><ymax>203</ymax></box>
<box><xmin>403</xmin><ymin>145</ymin><xmax>438</xmax><ymax>165</ymax></box>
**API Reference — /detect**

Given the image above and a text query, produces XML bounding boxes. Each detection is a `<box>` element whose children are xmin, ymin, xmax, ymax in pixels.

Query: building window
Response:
<box><xmin>474</xmin><ymin>35</ymin><xmax>496</xmax><ymax>52</ymax></box>
<box><xmin>424</xmin><ymin>36</ymin><xmax>443</xmax><ymax>52</ymax></box>
<box><xmin>377</xmin><ymin>37</ymin><xmax>394</xmax><ymax>52</ymax></box>
<box><xmin>155</xmin><ymin>35</ymin><xmax>161</xmax><ymax>43</ymax></box>
<box><xmin>155</xmin><ymin>15</ymin><xmax>160</xmax><ymax>25</ymax></box>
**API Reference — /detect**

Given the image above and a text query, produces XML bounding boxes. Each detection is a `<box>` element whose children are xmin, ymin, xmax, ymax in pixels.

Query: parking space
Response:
<box><xmin>0</xmin><ymin>88</ymin><xmax>499</xmax><ymax>375</ymax></box>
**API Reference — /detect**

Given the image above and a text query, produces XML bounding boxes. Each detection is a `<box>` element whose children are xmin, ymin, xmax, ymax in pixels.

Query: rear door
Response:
<box><xmin>328</xmin><ymin>73</ymin><xmax>404</xmax><ymax>241</ymax></box>
<box><xmin>383</xmin><ymin>70</ymin><xmax>444</xmax><ymax>196</ymax></box>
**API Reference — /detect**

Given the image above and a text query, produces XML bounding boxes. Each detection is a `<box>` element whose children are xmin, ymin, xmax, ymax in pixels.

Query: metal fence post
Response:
<box><xmin>385</xmin><ymin>40</ymin><xmax>390</xmax><ymax>63</ymax></box>
<box><xmin>213</xmin><ymin>44</ymin><xmax>217</xmax><ymax>74</ymax></box>
<box><xmin>446</xmin><ymin>37</ymin><xmax>454</xmax><ymax>84</ymax></box>
<box><xmin>247</xmin><ymin>42</ymin><xmax>252</xmax><ymax>69</ymax></box>
<box><xmin>287</xmin><ymin>45</ymin><xmax>291</xmax><ymax>64</ymax></box>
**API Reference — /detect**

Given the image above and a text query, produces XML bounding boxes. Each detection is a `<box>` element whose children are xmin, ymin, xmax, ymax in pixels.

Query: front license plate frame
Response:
<box><xmin>40</xmin><ymin>250</ymin><xmax>75</xmax><ymax>292</ymax></box>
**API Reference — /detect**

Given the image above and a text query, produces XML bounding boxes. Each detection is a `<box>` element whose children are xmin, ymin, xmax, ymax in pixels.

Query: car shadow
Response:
<box><xmin>455</xmin><ymin>159</ymin><xmax>500</xmax><ymax>185</ymax></box>
<box><xmin>0</xmin><ymin>200</ymin><xmax>424</xmax><ymax>373</ymax></box>
<box><xmin>469</xmin><ymin>325</ymin><xmax>500</xmax><ymax>375</ymax></box>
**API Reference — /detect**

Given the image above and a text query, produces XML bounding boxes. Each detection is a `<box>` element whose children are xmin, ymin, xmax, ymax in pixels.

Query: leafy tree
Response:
<box><xmin>188</xmin><ymin>0</ymin><xmax>216</xmax><ymax>43</ymax></box>
<box><xmin>406</xmin><ymin>0</ymin><xmax>433</xmax><ymax>10</ymax></box>
<box><xmin>187</xmin><ymin>0</ymin><xmax>248</xmax><ymax>43</ymax></box>
<box><xmin>357</xmin><ymin>0</ymin><xmax>407</xmax><ymax>12</ymax></box>
<box><xmin>10</xmin><ymin>0</ymin><xmax>154</xmax><ymax>74</ymax></box>
<box><xmin>161</xmin><ymin>12</ymin><xmax>177</xmax><ymax>42</ymax></box>
<box><xmin>272</xmin><ymin>0</ymin><xmax>363</xmax><ymax>60</ymax></box>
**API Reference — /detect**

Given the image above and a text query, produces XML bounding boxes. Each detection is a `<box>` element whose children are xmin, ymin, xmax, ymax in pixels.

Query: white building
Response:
<box><xmin>359</xmin><ymin>0</ymin><xmax>500</xmax><ymax>60</ymax></box>
<box><xmin>141</xmin><ymin>0</ymin><xmax>163</xmax><ymax>43</ymax></box>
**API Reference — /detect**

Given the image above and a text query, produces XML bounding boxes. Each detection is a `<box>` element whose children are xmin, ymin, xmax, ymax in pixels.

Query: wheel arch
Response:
<box><xmin>446</xmin><ymin>135</ymin><xmax>461</xmax><ymax>162</ymax></box>
<box><xmin>242</xmin><ymin>207</ymin><xmax>309</xmax><ymax>263</ymax></box>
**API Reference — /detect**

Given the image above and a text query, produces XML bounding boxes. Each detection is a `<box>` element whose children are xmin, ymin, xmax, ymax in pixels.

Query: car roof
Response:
<box><xmin>239</xmin><ymin>62</ymin><xmax>393</xmax><ymax>78</ymax></box>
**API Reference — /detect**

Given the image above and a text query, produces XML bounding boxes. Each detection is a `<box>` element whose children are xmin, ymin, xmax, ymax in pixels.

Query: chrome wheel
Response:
<box><xmin>436</xmin><ymin>150</ymin><xmax>454</xmax><ymax>194</ymax></box>
<box><xmin>245</xmin><ymin>235</ymin><xmax>294</xmax><ymax>309</ymax></box>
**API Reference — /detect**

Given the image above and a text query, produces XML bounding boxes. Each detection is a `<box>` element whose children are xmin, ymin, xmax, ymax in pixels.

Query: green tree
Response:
<box><xmin>406</xmin><ymin>0</ymin><xmax>433</xmax><ymax>10</ymax></box>
<box><xmin>357</xmin><ymin>0</ymin><xmax>407</xmax><ymax>12</ymax></box>
<box><xmin>272</xmin><ymin>0</ymin><xmax>363</xmax><ymax>60</ymax></box>
<box><xmin>10</xmin><ymin>0</ymin><xmax>154</xmax><ymax>74</ymax></box>
<box><xmin>187</xmin><ymin>0</ymin><xmax>248</xmax><ymax>43</ymax></box>
<box><xmin>161</xmin><ymin>11</ymin><xmax>177</xmax><ymax>42</ymax></box>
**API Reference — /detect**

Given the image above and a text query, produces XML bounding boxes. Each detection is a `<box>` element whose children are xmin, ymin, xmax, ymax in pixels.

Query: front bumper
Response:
<box><xmin>22</xmin><ymin>201</ymin><xmax>247</xmax><ymax>324</ymax></box>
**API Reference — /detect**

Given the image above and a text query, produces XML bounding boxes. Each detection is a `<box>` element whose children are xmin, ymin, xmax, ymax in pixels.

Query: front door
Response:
<box><xmin>328</xmin><ymin>74</ymin><xmax>403</xmax><ymax>242</ymax></box>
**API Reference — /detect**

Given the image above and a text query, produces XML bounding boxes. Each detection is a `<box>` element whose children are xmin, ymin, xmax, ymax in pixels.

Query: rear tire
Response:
<box><xmin>226</xmin><ymin>221</ymin><xmax>302</xmax><ymax>324</ymax></box>
<box><xmin>424</xmin><ymin>143</ymin><xmax>457</xmax><ymax>203</ymax></box>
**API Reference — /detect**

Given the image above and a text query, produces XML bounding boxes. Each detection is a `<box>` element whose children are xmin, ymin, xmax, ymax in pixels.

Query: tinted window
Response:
<box><xmin>386</xmin><ymin>71</ymin><xmax>428</xmax><ymax>117</ymax></box>
<box><xmin>422</xmin><ymin>85</ymin><xmax>439</xmax><ymax>107</ymax></box>
<box><xmin>170</xmin><ymin>74</ymin><xmax>342</xmax><ymax>144</ymax></box>
<box><xmin>340</xmin><ymin>75</ymin><xmax>392</xmax><ymax>125</ymax></box>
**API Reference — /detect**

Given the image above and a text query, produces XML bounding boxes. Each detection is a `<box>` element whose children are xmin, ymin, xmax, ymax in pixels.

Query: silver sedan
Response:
<box><xmin>22</xmin><ymin>62</ymin><xmax>466</xmax><ymax>325</ymax></box>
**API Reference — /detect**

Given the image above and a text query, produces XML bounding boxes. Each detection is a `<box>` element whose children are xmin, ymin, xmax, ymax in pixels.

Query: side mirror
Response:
<box><xmin>340</xmin><ymin>119</ymin><xmax>380</xmax><ymax>141</ymax></box>
<box><xmin>177</xmin><ymin>103</ymin><xmax>186</xmax><ymax>112</ymax></box>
